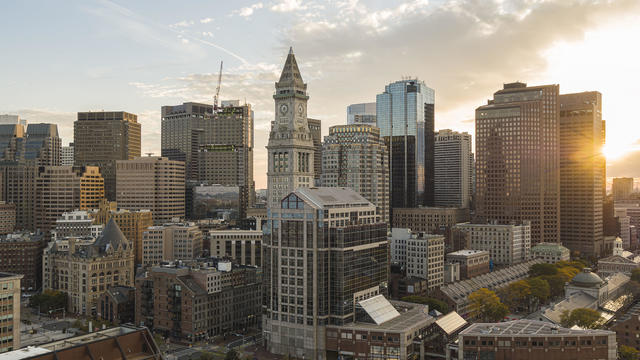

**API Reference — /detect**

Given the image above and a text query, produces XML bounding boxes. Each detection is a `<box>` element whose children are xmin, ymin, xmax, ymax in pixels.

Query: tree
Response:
<box><xmin>527</xmin><ymin>277</ymin><xmax>551</xmax><ymax>303</ymax></box>
<box><xmin>29</xmin><ymin>290</ymin><xmax>67</xmax><ymax>313</ymax></box>
<box><xmin>225</xmin><ymin>349</ymin><xmax>240</xmax><ymax>360</ymax></box>
<box><xmin>499</xmin><ymin>280</ymin><xmax>531</xmax><ymax>311</ymax></box>
<box><xmin>620</xmin><ymin>345</ymin><xmax>640</xmax><ymax>360</ymax></box>
<box><xmin>560</xmin><ymin>308</ymin><xmax>602</xmax><ymax>329</ymax></box>
<box><xmin>556</xmin><ymin>266</ymin><xmax>580</xmax><ymax>283</ymax></box>
<box><xmin>468</xmin><ymin>288</ymin><xmax>509</xmax><ymax>322</ymax></box>
<box><xmin>401</xmin><ymin>296</ymin><xmax>449</xmax><ymax>313</ymax></box>
<box><xmin>541</xmin><ymin>274</ymin><xmax>566</xmax><ymax>298</ymax></box>
<box><xmin>631</xmin><ymin>268</ymin><xmax>640</xmax><ymax>283</ymax></box>
<box><xmin>529</xmin><ymin>263</ymin><xmax>558</xmax><ymax>277</ymax></box>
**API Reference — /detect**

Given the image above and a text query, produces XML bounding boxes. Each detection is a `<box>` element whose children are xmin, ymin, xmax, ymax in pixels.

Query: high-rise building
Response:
<box><xmin>346</xmin><ymin>102</ymin><xmax>376</xmax><ymax>125</ymax></box>
<box><xmin>61</xmin><ymin>143</ymin><xmax>74</xmax><ymax>166</ymax></box>
<box><xmin>141</xmin><ymin>222</ymin><xmax>203</xmax><ymax>266</ymax></box>
<box><xmin>0</xmin><ymin>232</ymin><xmax>44</xmax><ymax>290</ymax></box>
<box><xmin>0</xmin><ymin>272</ymin><xmax>22</xmax><ymax>353</ymax></box>
<box><xmin>266</xmin><ymin>48</ymin><xmax>315</xmax><ymax>209</ymax></box>
<box><xmin>475</xmin><ymin>82</ymin><xmax>560</xmax><ymax>246</ymax></box>
<box><xmin>0</xmin><ymin>202</ymin><xmax>15</xmax><ymax>235</ymax></box>
<box><xmin>307</xmin><ymin>118</ymin><xmax>322</xmax><ymax>184</ymax></box>
<box><xmin>262</xmin><ymin>187</ymin><xmax>388</xmax><ymax>359</ymax></box>
<box><xmin>196</xmin><ymin>101</ymin><xmax>255</xmax><ymax>218</ymax></box>
<box><xmin>559</xmin><ymin>91</ymin><xmax>605</xmax><ymax>257</ymax></box>
<box><xmin>405</xmin><ymin>233</ymin><xmax>444</xmax><ymax>289</ymax></box>
<box><xmin>392</xmin><ymin>207</ymin><xmax>469</xmax><ymax>234</ymax></box>
<box><xmin>89</xmin><ymin>200</ymin><xmax>153</xmax><ymax>265</ymax></box>
<box><xmin>116</xmin><ymin>156</ymin><xmax>185</xmax><ymax>224</ymax></box>
<box><xmin>377</xmin><ymin>79</ymin><xmax>435</xmax><ymax>208</ymax></box>
<box><xmin>613</xmin><ymin>177</ymin><xmax>634</xmax><ymax>201</ymax></box>
<box><xmin>0</xmin><ymin>124</ymin><xmax>25</xmax><ymax>162</ymax></box>
<box><xmin>434</xmin><ymin>129</ymin><xmax>472</xmax><ymax>208</ymax></box>
<box><xmin>42</xmin><ymin>219</ymin><xmax>135</xmax><ymax>315</ymax></box>
<box><xmin>0</xmin><ymin>163</ymin><xmax>38</xmax><ymax>231</ymax></box>
<box><xmin>25</xmin><ymin>123</ymin><xmax>61</xmax><ymax>166</ymax></box>
<box><xmin>0</xmin><ymin>114</ymin><xmax>24</xmax><ymax>125</ymax></box>
<box><xmin>209</xmin><ymin>229</ymin><xmax>262</xmax><ymax>266</ymax></box>
<box><xmin>321</xmin><ymin>124</ymin><xmax>389</xmax><ymax>224</ymax></box>
<box><xmin>74</xmin><ymin>111</ymin><xmax>141</xmax><ymax>201</ymax></box>
<box><xmin>35</xmin><ymin>166</ymin><xmax>104</xmax><ymax>235</ymax></box>
<box><xmin>453</xmin><ymin>221</ymin><xmax>531</xmax><ymax>266</ymax></box>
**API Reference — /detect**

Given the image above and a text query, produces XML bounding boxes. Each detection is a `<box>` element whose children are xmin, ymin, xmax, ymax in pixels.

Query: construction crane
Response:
<box><xmin>213</xmin><ymin>61</ymin><xmax>223</xmax><ymax>110</ymax></box>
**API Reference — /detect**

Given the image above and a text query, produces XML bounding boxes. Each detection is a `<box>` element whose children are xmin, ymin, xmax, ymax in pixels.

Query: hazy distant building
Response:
<box><xmin>141</xmin><ymin>222</ymin><xmax>203</xmax><ymax>266</ymax></box>
<box><xmin>434</xmin><ymin>129</ymin><xmax>472</xmax><ymax>208</ymax></box>
<box><xmin>74</xmin><ymin>111</ymin><xmax>141</xmax><ymax>201</ymax></box>
<box><xmin>453</xmin><ymin>221</ymin><xmax>531</xmax><ymax>266</ymax></box>
<box><xmin>559</xmin><ymin>91</ymin><xmax>605</xmax><ymax>257</ymax></box>
<box><xmin>25</xmin><ymin>123</ymin><xmax>61</xmax><ymax>166</ymax></box>
<box><xmin>266</xmin><ymin>48</ymin><xmax>315</xmax><ymax>208</ymax></box>
<box><xmin>476</xmin><ymin>82</ymin><xmax>560</xmax><ymax>246</ymax></box>
<box><xmin>347</xmin><ymin>102</ymin><xmax>376</xmax><ymax>125</ymax></box>
<box><xmin>307</xmin><ymin>118</ymin><xmax>322</xmax><ymax>184</ymax></box>
<box><xmin>392</xmin><ymin>207</ymin><xmax>469</xmax><ymax>234</ymax></box>
<box><xmin>262</xmin><ymin>187</ymin><xmax>387</xmax><ymax>359</ymax></box>
<box><xmin>0</xmin><ymin>124</ymin><xmax>25</xmax><ymax>162</ymax></box>
<box><xmin>613</xmin><ymin>178</ymin><xmax>634</xmax><ymax>201</ymax></box>
<box><xmin>377</xmin><ymin>79</ymin><xmax>435</xmax><ymax>207</ymax></box>
<box><xmin>116</xmin><ymin>156</ymin><xmax>185</xmax><ymax>225</ymax></box>
<box><xmin>321</xmin><ymin>124</ymin><xmax>389</xmax><ymax>224</ymax></box>
<box><xmin>0</xmin><ymin>114</ymin><xmax>24</xmax><ymax>125</ymax></box>
<box><xmin>61</xmin><ymin>143</ymin><xmax>74</xmax><ymax>166</ymax></box>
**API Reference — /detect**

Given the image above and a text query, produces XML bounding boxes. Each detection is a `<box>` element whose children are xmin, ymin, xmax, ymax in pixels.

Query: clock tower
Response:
<box><xmin>267</xmin><ymin>47</ymin><xmax>315</xmax><ymax>209</ymax></box>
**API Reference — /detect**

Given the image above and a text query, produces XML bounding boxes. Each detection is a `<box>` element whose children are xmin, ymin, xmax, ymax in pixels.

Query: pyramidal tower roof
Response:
<box><xmin>89</xmin><ymin>218</ymin><xmax>129</xmax><ymax>256</ymax></box>
<box><xmin>277</xmin><ymin>47</ymin><xmax>305</xmax><ymax>88</ymax></box>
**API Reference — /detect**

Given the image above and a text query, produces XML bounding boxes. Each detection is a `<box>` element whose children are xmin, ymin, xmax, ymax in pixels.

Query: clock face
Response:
<box><xmin>297</xmin><ymin>104</ymin><xmax>304</xmax><ymax>115</ymax></box>
<box><xmin>279</xmin><ymin>103</ymin><xmax>289</xmax><ymax>115</ymax></box>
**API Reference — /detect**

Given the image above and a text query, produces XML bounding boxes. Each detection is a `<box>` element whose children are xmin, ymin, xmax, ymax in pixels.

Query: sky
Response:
<box><xmin>1</xmin><ymin>0</ymin><xmax>640</xmax><ymax>189</ymax></box>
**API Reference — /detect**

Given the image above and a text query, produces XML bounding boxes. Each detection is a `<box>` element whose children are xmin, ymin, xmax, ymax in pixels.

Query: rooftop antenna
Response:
<box><xmin>146</xmin><ymin>152</ymin><xmax>154</xmax><ymax>157</ymax></box>
<box><xmin>214</xmin><ymin>61</ymin><xmax>223</xmax><ymax>110</ymax></box>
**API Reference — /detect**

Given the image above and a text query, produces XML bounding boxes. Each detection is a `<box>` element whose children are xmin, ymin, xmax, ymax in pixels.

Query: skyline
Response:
<box><xmin>2</xmin><ymin>0</ymin><xmax>640</xmax><ymax>188</ymax></box>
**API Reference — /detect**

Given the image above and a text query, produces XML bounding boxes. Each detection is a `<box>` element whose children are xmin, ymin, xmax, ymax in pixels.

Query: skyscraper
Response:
<box><xmin>307</xmin><ymin>118</ymin><xmax>322</xmax><ymax>184</ymax></box>
<box><xmin>115</xmin><ymin>156</ymin><xmax>185</xmax><ymax>224</ymax></box>
<box><xmin>559</xmin><ymin>91</ymin><xmax>605</xmax><ymax>257</ymax></box>
<box><xmin>262</xmin><ymin>187</ymin><xmax>387</xmax><ymax>359</ymax></box>
<box><xmin>25</xmin><ymin>123</ymin><xmax>61</xmax><ymax>166</ymax></box>
<box><xmin>434</xmin><ymin>129</ymin><xmax>472</xmax><ymax>208</ymax></box>
<box><xmin>475</xmin><ymin>82</ymin><xmax>560</xmax><ymax>246</ymax></box>
<box><xmin>346</xmin><ymin>102</ymin><xmax>376</xmax><ymax>125</ymax></box>
<box><xmin>376</xmin><ymin>79</ymin><xmax>435</xmax><ymax>208</ymax></box>
<box><xmin>266</xmin><ymin>47</ymin><xmax>315</xmax><ymax>209</ymax></box>
<box><xmin>321</xmin><ymin>124</ymin><xmax>389</xmax><ymax>224</ymax></box>
<box><xmin>61</xmin><ymin>143</ymin><xmax>74</xmax><ymax>166</ymax></box>
<box><xmin>74</xmin><ymin>111</ymin><xmax>141</xmax><ymax>201</ymax></box>
<box><xmin>613</xmin><ymin>178</ymin><xmax>634</xmax><ymax>201</ymax></box>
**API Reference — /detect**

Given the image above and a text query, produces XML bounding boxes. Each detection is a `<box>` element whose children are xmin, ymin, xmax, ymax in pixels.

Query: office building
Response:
<box><xmin>262</xmin><ymin>187</ymin><xmax>388</xmax><ymax>359</ymax></box>
<box><xmin>0</xmin><ymin>163</ymin><xmax>38</xmax><ymax>231</ymax></box>
<box><xmin>559</xmin><ymin>91</ymin><xmax>605</xmax><ymax>258</ymax></box>
<box><xmin>141</xmin><ymin>222</ymin><xmax>203</xmax><ymax>266</ymax></box>
<box><xmin>89</xmin><ymin>200</ymin><xmax>153</xmax><ymax>265</ymax></box>
<box><xmin>25</xmin><ymin>123</ymin><xmax>61</xmax><ymax>166</ymax></box>
<box><xmin>0</xmin><ymin>114</ymin><xmax>24</xmax><ymax>125</ymax></box>
<box><xmin>308</xmin><ymin>118</ymin><xmax>322</xmax><ymax>183</ymax></box>
<box><xmin>42</xmin><ymin>219</ymin><xmax>135</xmax><ymax>315</ymax></box>
<box><xmin>446</xmin><ymin>250</ymin><xmax>490</xmax><ymax>279</ymax></box>
<box><xmin>136</xmin><ymin>260</ymin><xmax>262</xmax><ymax>341</ymax></box>
<box><xmin>531</xmin><ymin>242</ymin><xmax>570</xmax><ymax>264</ymax></box>
<box><xmin>458</xmin><ymin>320</ymin><xmax>616</xmax><ymax>360</ymax></box>
<box><xmin>51</xmin><ymin>210</ymin><xmax>103</xmax><ymax>240</ymax></box>
<box><xmin>35</xmin><ymin>166</ymin><xmax>104</xmax><ymax>235</ymax></box>
<box><xmin>0</xmin><ymin>124</ymin><xmax>25</xmax><ymax>162</ymax></box>
<box><xmin>116</xmin><ymin>156</ymin><xmax>185</xmax><ymax>224</ymax></box>
<box><xmin>434</xmin><ymin>129</ymin><xmax>472</xmax><ymax>208</ymax></box>
<box><xmin>0</xmin><ymin>202</ymin><xmax>15</xmax><ymax>235</ymax></box>
<box><xmin>321</xmin><ymin>124</ymin><xmax>389</xmax><ymax>224</ymax></box>
<box><xmin>476</xmin><ymin>82</ymin><xmax>560</xmax><ymax>245</ymax></box>
<box><xmin>613</xmin><ymin>177</ymin><xmax>634</xmax><ymax>201</ymax></box>
<box><xmin>74</xmin><ymin>111</ymin><xmax>141</xmax><ymax>200</ymax></box>
<box><xmin>392</xmin><ymin>207</ymin><xmax>469</xmax><ymax>235</ymax></box>
<box><xmin>406</xmin><ymin>233</ymin><xmax>444</xmax><ymax>289</ymax></box>
<box><xmin>1</xmin><ymin>326</ymin><xmax>162</xmax><ymax>360</ymax></box>
<box><xmin>612</xmin><ymin>302</ymin><xmax>640</xmax><ymax>351</ymax></box>
<box><xmin>195</xmin><ymin>102</ymin><xmax>255</xmax><ymax>218</ymax></box>
<box><xmin>61</xmin><ymin>143</ymin><xmax>74</xmax><ymax>166</ymax></box>
<box><xmin>0</xmin><ymin>272</ymin><xmax>22</xmax><ymax>353</ymax></box>
<box><xmin>0</xmin><ymin>232</ymin><xmax>43</xmax><ymax>290</ymax></box>
<box><xmin>266</xmin><ymin>48</ymin><xmax>315</xmax><ymax>208</ymax></box>
<box><xmin>209</xmin><ymin>229</ymin><xmax>262</xmax><ymax>266</ymax></box>
<box><xmin>453</xmin><ymin>221</ymin><xmax>531</xmax><ymax>266</ymax></box>
<box><xmin>377</xmin><ymin>78</ymin><xmax>435</xmax><ymax>207</ymax></box>
<box><xmin>346</xmin><ymin>102</ymin><xmax>376</xmax><ymax>125</ymax></box>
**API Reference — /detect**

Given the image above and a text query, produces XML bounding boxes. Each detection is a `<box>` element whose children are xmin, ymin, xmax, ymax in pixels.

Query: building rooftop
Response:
<box><xmin>337</xmin><ymin>300</ymin><xmax>434</xmax><ymax>332</ymax></box>
<box><xmin>570</xmin><ymin>268</ymin><xmax>604</xmax><ymax>288</ymax></box>
<box><xmin>447</xmin><ymin>249</ymin><xmax>490</xmax><ymax>257</ymax></box>
<box><xmin>461</xmin><ymin>319</ymin><xmax>614</xmax><ymax>337</ymax></box>
<box><xmin>531</xmin><ymin>242</ymin><xmax>570</xmax><ymax>252</ymax></box>
<box><xmin>541</xmin><ymin>292</ymin><xmax>598</xmax><ymax>324</ymax></box>
<box><xmin>435</xmin><ymin>311</ymin><xmax>468</xmax><ymax>335</ymax></box>
<box><xmin>0</xmin><ymin>272</ymin><xmax>23</xmax><ymax>280</ymax></box>
<box><xmin>295</xmin><ymin>187</ymin><xmax>373</xmax><ymax>208</ymax></box>
<box><xmin>616</xmin><ymin>301</ymin><xmax>640</xmax><ymax>322</ymax></box>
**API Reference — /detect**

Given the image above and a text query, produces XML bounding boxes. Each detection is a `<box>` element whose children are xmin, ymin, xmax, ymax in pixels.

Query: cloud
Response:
<box><xmin>202</xmin><ymin>31</ymin><xmax>213</xmax><ymax>37</ymax></box>
<box><xmin>169</xmin><ymin>20</ymin><xmax>194</xmax><ymax>28</ymax></box>
<box><xmin>200</xmin><ymin>17</ymin><xmax>213</xmax><ymax>24</ymax></box>
<box><xmin>232</xmin><ymin>2</ymin><xmax>264</xmax><ymax>17</ymax></box>
<box><xmin>608</xmin><ymin>150</ymin><xmax>640</xmax><ymax>178</ymax></box>
<box><xmin>271</xmin><ymin>0</ymin><xmax>305</xmax><ymax>12</ymax></box>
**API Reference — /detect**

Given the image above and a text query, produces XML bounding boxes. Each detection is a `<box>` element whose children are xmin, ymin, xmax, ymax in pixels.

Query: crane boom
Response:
<box><xmin>214</xmin><ymin>61</ymin><xmax>223</xmax><ymax>110</ymax></box>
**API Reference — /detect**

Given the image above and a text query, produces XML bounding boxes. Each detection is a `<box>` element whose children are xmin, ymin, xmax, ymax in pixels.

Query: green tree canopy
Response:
<box><xmin>400</xmin><ymin>296</ymin><xmax>449</xmax><ymax>313</ymax></box>
<box><xmin>527</xmin><ymin>277</ymin><xmax>551</xmax><ymax>303</ymax></box>
<box><xmin>530</xmin><ymin>263</ymin><xmax>558</xmax><ymax>277</ymax></box>
<box><xmin>499</xmin><ymin>280</ymin><xmax>531</xmax><ymax>311</ymax></box>
<box><xmin>29</xmin><ymin>290</ymin><xmax>67</xmax><ymax>313</ymax></box>
<box><xmin>620</xmin><ymin>345</ymin><xmax>640</xmax><ymax>360</ymax></box>
<box><xmin>560</xmin><ymin>308</ymin><xmax>602</xmax><ymax>329</ymax></box>
<box><xmin>468</xmin><ymin>288</ymin><xmax>509</xmax><ymax>322</ymax></box>
<box><xmin>631</xmin><ymin>268</ymin><xmax>640</xmax><ymax>283</ymax></box>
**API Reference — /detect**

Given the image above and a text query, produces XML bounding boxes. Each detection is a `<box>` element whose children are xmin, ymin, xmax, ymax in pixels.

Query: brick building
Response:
<box><xmin>446</xmin><ymin>249</ymin><xmax>490</xmax><ymax>279</ymax></box>
<box><xmin>0</xmin><ymin>231</ymin><xmax>44</xmax><ymax>289</ymax></box>
<box><xmin>97</xmin><ymin>286</ymin><xmax>135</xmax><ymax>325</ymax></box>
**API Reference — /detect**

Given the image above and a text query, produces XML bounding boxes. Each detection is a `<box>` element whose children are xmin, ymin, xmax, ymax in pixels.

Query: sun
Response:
<box><xmin>602</xmin><ymin>143</ymin><xmax>634</xmax><ymax>162</ymax></box>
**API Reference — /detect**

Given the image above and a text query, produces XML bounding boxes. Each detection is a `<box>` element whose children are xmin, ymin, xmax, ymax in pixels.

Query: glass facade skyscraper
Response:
<box><xmin>376</xmin><ymin>79</ymin><xmax>435</xmax><ymax>208</ymax></box>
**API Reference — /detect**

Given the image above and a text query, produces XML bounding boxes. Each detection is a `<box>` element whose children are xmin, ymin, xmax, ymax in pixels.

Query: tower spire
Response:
<box><xmin>289</xmin><ymin>46</ymin><xmax>294</xmax><ymax>55</ymax></box>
